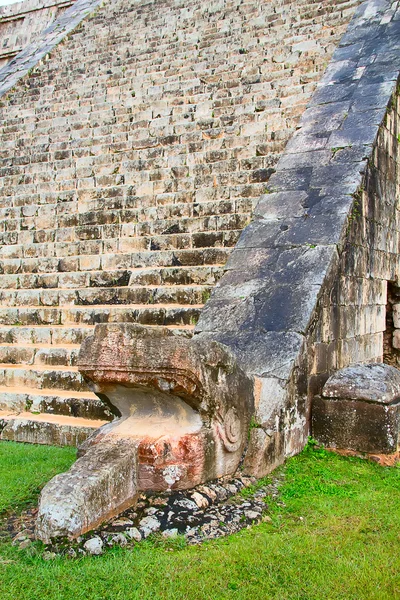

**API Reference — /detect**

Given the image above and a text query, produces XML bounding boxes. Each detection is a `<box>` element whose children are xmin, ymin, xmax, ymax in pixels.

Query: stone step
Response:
<box><xmin>0</xmin><ymin>265</ymin><xmax>225</xmax><ymax>290</ymax></box>
<box><xmin>0</xmin><ymin>364</ymin><xmax>87</xmax><ymax>392</ymax></box>
<box><xmin>0</xmin><ymin>410</ymin><xmax>107</xmax><ymax>446</ymax></box>
<box><xmin>0</xmin><ymin>323</ymin><xmax>193</xmax><ymax>345</ymax></box>
<box><xmin>0</xmin><ymin>209</ymin><xmax>251</xmax><ymax>240</ymax></box>
<box><xmin>129</xmin><ymin>266</ymin><xmax>224</xmax><ymax>287</ymax></box>
<box><xmin>0</xmin><ymin>386</ymin><xmax>112</xmax><ymax>421</ymax></box>
<box><xmin>0</xmin><ymin>227</ymin><xmax>243</xmax><ymax>257</ymax></box>
<box><xmin>0</xmin><ymin>304</ymin><xmax>203</xmax><ymax>326</ymax></box>
<box><xmin>0</xmin><ymin>284</ymin><xmax>213</xmax><ymax>307</ymax></box>
<box><xmin>0</xmin><ymin>324</ymin><xmax>95</xmax><ymax>345</ymax></box>
<box><xmin>0</xmin><ymin>343</ymin><xmax>79</xmax><ymax>366</ymax></box>
<box><xmin>0</xmin><ymin>247</ymin><xmax>232</xmax><ymax>275</ymax></box>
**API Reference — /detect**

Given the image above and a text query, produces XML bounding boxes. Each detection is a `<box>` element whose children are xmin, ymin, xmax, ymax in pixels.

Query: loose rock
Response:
<box><xmin>126</xmin><ymin>527</ymin><xmax>142</xmax><ymax>542</ymax></box>
<box><xmin>83</xmin><ymin>537</ymin><xmax>104</xmax><ymax>555</ymax></box>
<box><xmin>139</xmin><ymin>516</ymin><xmax>161</xmax><ymax>538</ymax></box>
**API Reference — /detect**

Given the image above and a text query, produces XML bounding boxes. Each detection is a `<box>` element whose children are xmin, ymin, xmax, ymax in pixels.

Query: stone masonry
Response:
<box><xmin>0</xmin><ymin>0</ymin><xmax>360</xmax><ymax>444</ymax></box>
<box><xmin>0</xmin><ymin>0</ymin><xmax>76</xmax><ymax>70</ymax></box>
<box><xmin>0</xmin><ymin>0</ymin><xmax>102</xmax><ymax>96</ymax></box>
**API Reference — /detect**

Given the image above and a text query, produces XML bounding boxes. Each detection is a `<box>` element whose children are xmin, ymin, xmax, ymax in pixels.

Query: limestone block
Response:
<box><xmin>253</xmin><ymin>376</ymin><xmax>287</xmax><ymax>430</ymax></box>
<box><xmin>393</xmin><ymin>330</ymin><xmax>400</xmax><ymax>350</ymax></box>
<box><xmin>0</xmin><ymin>414</ymin><xmax>97</xmax><ymax>447</ymax></box>
<box><xmin>312</xmin><ymin>364</ymin><xmax>400</xmax><ymax>454</ymax></box>
<box><xmin>242</xmin><ymin>428</ymin><xmax>283</xmax><ymax>478</ymax></box>
<box><xmin>79</xmin><ymin>255</ymin><xmax>101</xmax><ymax>271</ymax></box>
<box><xmin>393</xmin><ymin>304</ymin><xmax>400</xmax><ymax>328</ymax></box>
<box><xmin>36</xmin><ymin>437</ymin><xmax>138</xmax><ymax>542</ymax></box>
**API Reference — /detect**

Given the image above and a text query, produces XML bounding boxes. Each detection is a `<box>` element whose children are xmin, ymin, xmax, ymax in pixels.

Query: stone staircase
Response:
<box><xmin>0</xmin><ymin>255</ymin><xmax>227</xmax><ymax>442</ymax></box>
<box><xmin>0</xmin><ymin>0</ymin><xmax>360</xmax><ymax>444</ymax></box>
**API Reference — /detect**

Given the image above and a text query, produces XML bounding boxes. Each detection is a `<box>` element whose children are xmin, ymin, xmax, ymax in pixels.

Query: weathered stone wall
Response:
<box><xmin>0</xmin><ymin>0</ymin><xmax>359</xmax><ymax>442</ymax></box>
<box><xmin>308</xmin><ymin>88</ymin><xmax>400</xmax><ymax>397</ymax></box>
<box><xmin>0</xmin><ymin>0</ymin><xmax>75</xmax><ymax>69</ymax></box>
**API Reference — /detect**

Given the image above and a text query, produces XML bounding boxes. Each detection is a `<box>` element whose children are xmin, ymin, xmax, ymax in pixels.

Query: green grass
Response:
<box><xmin>0</xmin><ymin>441</ymin><xmax>399</xmax><ymax>599</ymax></box>
<box><xmin>0</xmin><ymin>442</ymin><xmax>76</xmax><ymax>515</ymax></box>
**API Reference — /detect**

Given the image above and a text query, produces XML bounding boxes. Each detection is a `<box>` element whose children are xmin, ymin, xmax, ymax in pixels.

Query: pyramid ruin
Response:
<box><xmin>1</xmin><ymin>0</ymin><xmax>400</xmax><ymax>540</ymax></box>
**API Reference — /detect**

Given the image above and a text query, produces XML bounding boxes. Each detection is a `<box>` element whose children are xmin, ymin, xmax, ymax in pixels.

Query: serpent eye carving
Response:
<box><xmin>217</xmin><ymin>407</ymin><xmax>242</xmax><ymax>453</ymax></box>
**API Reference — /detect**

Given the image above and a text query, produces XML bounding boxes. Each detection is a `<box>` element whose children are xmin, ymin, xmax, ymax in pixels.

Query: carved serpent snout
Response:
<box><xmin>35</xmin><ymin>324</ymin><xmax>255</xmax><ymax>543</ymax></box>
<box><xmin>78</xmin><ymin>323</ymin><xmax>254</xmax><ymax>436</ymax></box>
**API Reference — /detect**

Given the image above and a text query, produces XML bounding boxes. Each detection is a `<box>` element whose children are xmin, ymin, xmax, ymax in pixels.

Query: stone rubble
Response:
<box><xmin>5</xmin><ymin>474</ymin><xmax>284</xmax><ymax>557</ymax></box>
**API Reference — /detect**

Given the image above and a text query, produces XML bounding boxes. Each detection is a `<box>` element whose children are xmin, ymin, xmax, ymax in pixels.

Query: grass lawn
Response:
<box><xmin>0</xmin><ymin>441</ymin><xmax>399</xmax><ymax>600</ymax></box>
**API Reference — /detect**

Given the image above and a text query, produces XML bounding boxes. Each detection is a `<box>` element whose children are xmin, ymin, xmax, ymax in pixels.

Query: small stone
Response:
<box><xmin>111</xmin><ymin>533</ymin><xmax>127</xmax><ymax>547</ymax></box>
<box><xmin>162</xmin><ymin>528</ymin><xmax>178</xmax><ymax>539</ymax></box>
<box><xmin>230</xmin><ymin>513</ymin><xmax>241</xmax><ymax>523</ymax></box>
<box><xmin>126</xmin><ymin>527</ymin><xmax>142</xmax><ymax>542</ymax></box>
<box><xmin>152</xmin><ymin>497</ymin><xmax>168</xmax><ymax>506</ymax></box>
<box><xmin>83</xmin><ymin>536</ymin><xmax>104</xmax><ymax>555</ymax></box>
<box><xmin>112</xmin><ymin>517</ymin><xmax>133</xmax><ymax>527</ymax></box>
<box><xmin>12</xmin><ymin>530</ymin><xmax>30</xmax><ymax>545</ymax></box>
<box><xmin>139</xmin><ymin>516</ymin><xmax>161</xmax><ymax>538</ymax></box>
<box><xmin>240</xmin><ymin>477</ymin><xmax>254</xmax><ymax>487</ymax></box>
<box><xmin>212</xmin><ymin>485</ymin><xmax>228</xmax><ymax>501</ymax></box>
<box><xmin>262</xmin><ymin>515</ymin><xmax>273</xmax><ymax>523</ymax></box>
<box><xmin>191</xmin><ymin>492</ymin><xmax>209</xmax><ymax>509</ymax></box>
<box><xmin>144</xmin><ymin>507</ymin><xmax>158</xmax><ymax>516</ymax></box>
<box><xmin>209</xmin><ymin>515</ymin><xmax>219</xmax><ymax>523</ymax></box>
<box><xmin>198</xmin><ymin>486</ymin><xmax>217</xmax><ymax>501</ymax></box>
<box><xmin>42</xmin><ymin>551</ymin><xmax>57</xmax><ymax>561</ymax></box>
<box><xmin>66</xmin><ymin>548</ymin><xmax>77</xmax><ymax>558</ymax></box>
<box><xmin>185</xmin><ymin>527</ymin><xmax>198</xmax><ymax>538</ymax></box>
<box><xmin>12</xmin><ymin>536</ymin><xmax>27</xmax><ymax>546</ymax></box>
<box><xmin>173</xmin><ymin>498</ymin><xmax>198</xmax><ymax>511</ymax></box>
<box><xmin>244</xmin><ymin>510</ymin><xmax>260</xmax><ymax>521</ymax></box>
<box><xmin>19</xmin><ymin>539</ymin><xmax>32</xmax><ymax>549</ymax></box>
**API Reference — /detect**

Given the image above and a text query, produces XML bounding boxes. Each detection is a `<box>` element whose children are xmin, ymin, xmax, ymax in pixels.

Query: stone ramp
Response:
<box><xmin>0</xmin><ymin>0</ymin><xmax>76</xmax><ymax>70</ymax></box>
<box><xmin>0</xmin><ymin>0</ymin><xmax>360</xmax><ymax>442</ymax></box>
